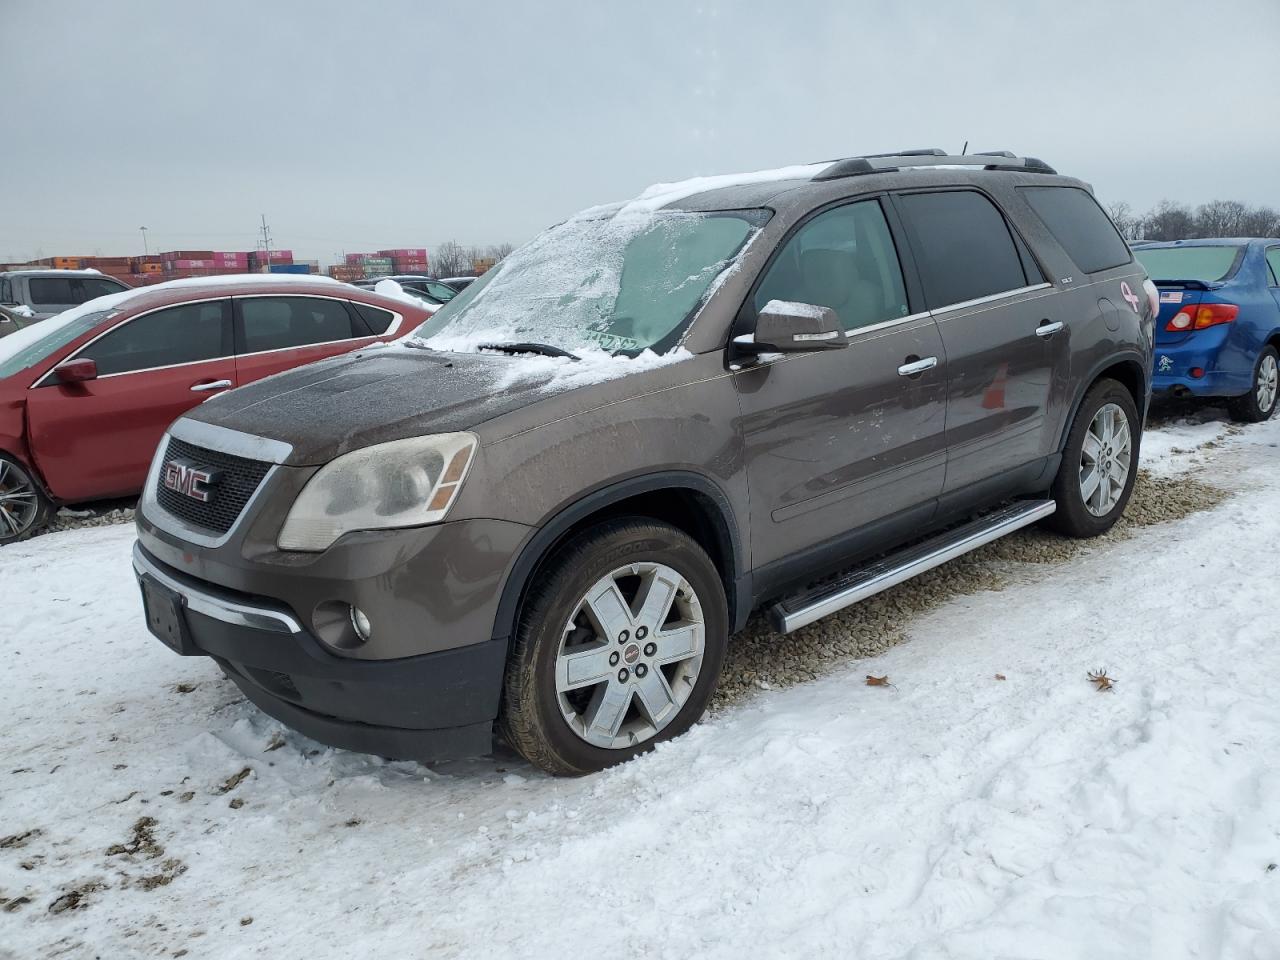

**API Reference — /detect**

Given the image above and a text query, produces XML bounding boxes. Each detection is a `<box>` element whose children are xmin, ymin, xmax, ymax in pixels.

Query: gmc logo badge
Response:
<box><xmin>162</xmin><ymin>459</ymin><xmax>220</xmax><ymax>503</ymax></box>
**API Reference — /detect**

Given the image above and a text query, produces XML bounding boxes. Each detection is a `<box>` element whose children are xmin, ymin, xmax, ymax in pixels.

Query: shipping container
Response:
<box><xmin>268</xmin><ymin>263</ymin><xmax>311</xmax><ymax>274</ymax></box>
<box><xmin>378</xmin><ymin>248</ymin><xmax>428</xmax><ymax>259</ymax></box>
<box><xmin>161</xmin><ymin>250</ymin><xmax>216</xmax><ymax>260</ymax></box>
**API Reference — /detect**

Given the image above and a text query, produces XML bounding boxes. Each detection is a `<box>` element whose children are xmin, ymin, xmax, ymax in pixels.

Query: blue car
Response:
<box><xmin>1134</xmin><ymin>239</ymin><xmax>1280</xmax><ymax>421</ymax></box>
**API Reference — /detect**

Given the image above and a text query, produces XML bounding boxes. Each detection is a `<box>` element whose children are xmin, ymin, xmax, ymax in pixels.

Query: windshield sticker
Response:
<box><xmin>1160</xmin><ymin>291</ymin><xmax>1183</xmax><ymax>304</ymax></box>
<box><xmin>582</xmin><ymin>330</ymin><xmax>641</xmax><ymax>352</ymax></box>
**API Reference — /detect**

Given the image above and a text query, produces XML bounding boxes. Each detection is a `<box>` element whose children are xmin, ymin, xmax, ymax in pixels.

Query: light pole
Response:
<box><xmin>139</xmin><ymin>226</ymin><xmax>149</xmax><ymax>256</ymax></box>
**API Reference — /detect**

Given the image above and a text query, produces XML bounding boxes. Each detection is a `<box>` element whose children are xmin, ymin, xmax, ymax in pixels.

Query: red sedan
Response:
<box><xmin>0</xmin><ymin>276</ymin><xmax>435</xmax><ymax>542</ymax></box>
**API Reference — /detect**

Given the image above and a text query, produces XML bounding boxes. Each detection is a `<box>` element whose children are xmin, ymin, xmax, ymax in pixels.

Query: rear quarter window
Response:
<box><xmin>1019</xmin><ymin>186</ymin><xmax>1132</xmax><ymax>275</ymax></box>
<box><xmin>350</xmin><ymin>301</ymin><xmax>396</xmax><ymax>334</ymax></box>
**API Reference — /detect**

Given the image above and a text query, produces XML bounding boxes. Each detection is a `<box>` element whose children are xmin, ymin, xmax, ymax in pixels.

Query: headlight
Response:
<box><xmin>277</xmin><ymin>433</ymin><xmax>477</xmax><ymax>551</ymax></box>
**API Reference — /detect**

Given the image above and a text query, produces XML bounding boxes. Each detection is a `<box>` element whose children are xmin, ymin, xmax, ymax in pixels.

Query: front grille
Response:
<box><xmin>154</xmin><ymin>437</ymin><xmax>272</xmax><ymax>535</ymax></box>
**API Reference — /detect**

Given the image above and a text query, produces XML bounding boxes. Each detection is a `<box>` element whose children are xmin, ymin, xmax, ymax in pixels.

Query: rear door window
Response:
<box><xmin>238</xmin><ymin>297</ymin><xmax>360</xmax><ymax>353</ymax></box>
<box><xmin>1020</xmin><ymin>186</ymin><xmax>1132</xmax><ymax>274</ymax></box>
<box><xmin>753</xmin><ymin>198</ymin><xmax>910</xmax><ymax>333</ymax></box>
<box><xmin>897</xmin><ymin>191</ymin><xmax>1032</xmax><ymax>309</ymax></box>
<box><xmin>1266</xmin><ymin>248</ymin><xmax>1280</xmax><ymax>286</ymax></box>
<box><xmin>28</xmin><ymin>276</ymin><xmax>127</xmax><ymax>307</ymax></box>
<box><xmin>78</xmin><ymin>300</ymin><xmax>232</xmax><ymax>376</ymax></box>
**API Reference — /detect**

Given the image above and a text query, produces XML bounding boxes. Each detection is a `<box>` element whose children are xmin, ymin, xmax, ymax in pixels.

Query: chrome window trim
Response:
<box><xmin>844</xmin><ymin>310</ymin><xmax>933</xmax><ymax>339</ymax></box>
<box><xmin>929</xmin><ymin>282</ymin><xmax>1053</xmax><ymax>317</ymax></box>
<box><xmin>141</xmin><ymin>424</ymin><xmax>293</xmax><ymax>548</ymax></box>
<box><xmin>132</xmin><ymin>542</ymin><xmax>302</xmax><ymax>635</ymax></box>
<box><xmin>29</xmin><ymin>294</ymin><xmax>404</xmax><ymax>387</ymax></box>
<box><xmin>232</xmin><ymin>293</ymin><xmax>406</xmax><ymax>352</ymax></box>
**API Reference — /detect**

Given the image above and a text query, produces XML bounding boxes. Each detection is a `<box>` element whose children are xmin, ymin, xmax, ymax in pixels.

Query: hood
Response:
<box><xmin>184</xmin><ymin>342</ymin><xmax>696</xmax><ymax>465</ymax></box>
<box><xmin>186</xmin><ymin>345</ymin><xmax>561</xmax><ymax>464</ymax></box>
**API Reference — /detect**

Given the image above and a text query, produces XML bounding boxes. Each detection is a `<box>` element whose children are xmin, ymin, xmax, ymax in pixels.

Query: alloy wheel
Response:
<box><xmin>0</xmin><ymin>459</ymin><xmax>41</xmax><ymax>539</ymax></box>
<box><xmin>1078</xmin><ymin>402</ymin><xmax>1132</xmax><ymax>518</ymax></box>
<box><xmin>1257</xmin><ymin>353</ymin><xmax>1278</xmax><ymax>414</ymax></box>
<box><xmin>554</xmin><ymin>561</ymin><xmax>705</xmax><ymax>750</ymax></box>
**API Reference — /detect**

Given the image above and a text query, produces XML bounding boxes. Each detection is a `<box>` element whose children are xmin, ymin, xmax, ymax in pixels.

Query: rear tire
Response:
<box><xmin>498</xmin><ymin>518</ymin><xmax>728</xmax><ymax>776</ymax></box>
<box><xmin>1227</xmin><ymin>346</ymin><xmax>1279</xmax><ymax>423</ymax></box>
<box><xmin>0</xmin><ymin>454</ymin><xmax>52</xmax><ymax>545</ymax></box>
<box><xmin>1047</xmin><ymin>379</ymin><xmax>1140</xmax><ymax>538</ymax></box>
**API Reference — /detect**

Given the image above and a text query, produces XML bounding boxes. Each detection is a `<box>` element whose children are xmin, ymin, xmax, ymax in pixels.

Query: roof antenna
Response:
<box><xmin>961</xmin><ymin>140</ymin><xmax>969</xmax><ymax>155</ymax></box>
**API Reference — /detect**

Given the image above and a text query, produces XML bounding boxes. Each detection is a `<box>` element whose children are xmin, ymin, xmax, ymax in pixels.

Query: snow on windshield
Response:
<box><xmin>408</xmin><ymin>162</ymin><xmax>839</xmax><ymax>360</ymax></box>
<box><xmin>411</xmin><ymin>209</ymin><xmax>758</xmax><ymax>356</ymax></box>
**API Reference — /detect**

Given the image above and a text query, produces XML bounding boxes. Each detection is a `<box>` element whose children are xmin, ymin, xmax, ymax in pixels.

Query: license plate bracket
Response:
<box><xmin>139</xmin><ymin>575</ymin><xmax>197</xmax><ymax>655</ymax></box>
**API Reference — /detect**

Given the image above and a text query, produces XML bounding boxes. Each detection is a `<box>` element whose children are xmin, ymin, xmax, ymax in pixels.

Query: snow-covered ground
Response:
<box><xmin>2</xmin><ymin>413</ymin><xmax>1279</xmax><ymax>959</ymax></box>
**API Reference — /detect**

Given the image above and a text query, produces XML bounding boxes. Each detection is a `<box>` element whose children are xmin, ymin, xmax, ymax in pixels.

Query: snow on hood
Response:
<box><xmin>492</xmin><ymin>345</ymin><xmax>694</xmax><ymax>391</ymax></box>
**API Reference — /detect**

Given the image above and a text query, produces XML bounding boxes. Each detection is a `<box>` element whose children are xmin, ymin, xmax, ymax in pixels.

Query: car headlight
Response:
<box><xmin>277</xmin><ymin>433</ymin><xmax>477</xmax><ymax>551</ymax></box>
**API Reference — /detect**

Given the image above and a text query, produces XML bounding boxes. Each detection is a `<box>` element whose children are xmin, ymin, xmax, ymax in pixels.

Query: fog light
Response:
<box><xmin>349</xmin><ymin>606</ymin><xmax>372</xmax><ymax>641</ymax></box>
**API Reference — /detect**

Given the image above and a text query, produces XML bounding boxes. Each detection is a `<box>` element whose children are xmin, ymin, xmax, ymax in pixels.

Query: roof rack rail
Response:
<box><xmin>813</xmin><ymin>151</ymin><xmax>1056</xmax><ymax>181</ymax></box>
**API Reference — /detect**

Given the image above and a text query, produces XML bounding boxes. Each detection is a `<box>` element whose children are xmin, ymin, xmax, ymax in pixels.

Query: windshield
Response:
<box><xmin>409</xmin><ymin>210</ymin><xmax>764</xmax><ymax>355</ymax></box>
<box><xmin>0</xmin><ymin>307</ymin><xmax>119</xmax><ymax>380</ymax></box>
<box><xmin>1135</xmin><ymin>245</ymin><xmax>1242</xmax><ymax>283</ymax></box>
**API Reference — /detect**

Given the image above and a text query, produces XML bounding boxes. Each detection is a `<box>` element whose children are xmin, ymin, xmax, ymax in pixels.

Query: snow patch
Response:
<box><xmin>493</xmin><ymin>345</ymin><xmax>694</xmax><ymax>391</ymax></box>
<box><xmin>372</xmin><ymin>278</ymin><xmax>439</xmax><ymax>313</ymax></box>
<box><xmin>611</xmin><ymin>161</ymin><xmax>826</xmax><ymax>214</ymax></box>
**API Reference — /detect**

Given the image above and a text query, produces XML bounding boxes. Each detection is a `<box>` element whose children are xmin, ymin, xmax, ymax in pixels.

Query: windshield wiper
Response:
<box><xmin>478</xmin><ymin>341</ymin><xmax>581</xmax><ymax>361</ymax></box>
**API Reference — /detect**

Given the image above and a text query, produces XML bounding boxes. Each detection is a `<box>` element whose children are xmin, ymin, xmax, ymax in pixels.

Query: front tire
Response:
<box><xmin>0</xmin><ymin>455</ymin><xmax>51</xmax><ymax>545</ymax></box>
<box><xmin>1228</xmin><ymin>345</ymin><xmax>1279</xmax><ymax>423</ymax></box>
<box><xmin>1047</xmin><ymin>378</ymin><xmax>1140</xmax><ymax>538</ymax></box>
<box><xmin>499</xmin><ymin>518</ymin><xmax>728</xmax><ymax>776</ymax></box>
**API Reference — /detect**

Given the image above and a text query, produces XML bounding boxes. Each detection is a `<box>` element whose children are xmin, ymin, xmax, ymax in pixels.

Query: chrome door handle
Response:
<box><xmin>1036</xmin><ymin>321</ymin><xmax>1065</xmax><ymax>338</ymax></box>
<box><xmin>897</xmin><ymin>356</ymin><xmax>938</xmax><ymax>377</ymax></box>
<box><xmin>190</xmin><ymin>379</ymin><xmax>232</xmax><ymax>393</ymax></box>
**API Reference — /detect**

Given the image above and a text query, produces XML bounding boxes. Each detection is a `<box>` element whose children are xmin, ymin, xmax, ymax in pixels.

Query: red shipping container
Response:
<box><xmin>394</xmin><ymin>261</ymin><xmax>430</xmax><ymax>273</ymax></box>
<box><xmin>379</xmin><ymin>248</ymin><xmax>428</xmax><ymax>259</ymax></box>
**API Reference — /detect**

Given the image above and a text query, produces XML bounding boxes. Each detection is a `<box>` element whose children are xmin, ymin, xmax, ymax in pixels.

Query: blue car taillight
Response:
<box><xmin>1165</xmin><ymin>303</ymin><xmax>1239</xmax><ymax>332</ymax></box>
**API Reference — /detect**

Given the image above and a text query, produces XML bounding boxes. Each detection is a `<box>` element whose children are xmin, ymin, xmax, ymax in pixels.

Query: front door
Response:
<box><xmin>26</xmin><ymin>299</ymin><xmax>235</xmax><ymax>501</ymax></box>
<box><xmin>893</xmin><ymin>189</ymin><xmax>1065</xmax><ymax>492</ymax></box>
<box><xmin>736</xmin><ymin>197</ymin><xmax>948</xmax><ymax>573</ymax></box>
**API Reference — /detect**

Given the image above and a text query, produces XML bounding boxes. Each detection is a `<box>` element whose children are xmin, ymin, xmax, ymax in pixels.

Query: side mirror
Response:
<box><xmin>54</xmin><ymin>357</ymin><xmax>99</xmax><ymax>384</ymax></box>
<box><xmin>735</xmin><ymin>300</ymin><xmax>847</xmax><ymax>358</ymax></box>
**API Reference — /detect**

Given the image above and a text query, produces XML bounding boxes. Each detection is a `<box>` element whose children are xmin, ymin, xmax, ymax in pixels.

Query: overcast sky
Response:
<box><xmin>4</xmin><ymin>0</ymin><xmax>1277</xmax><ymax>265</ymax></box>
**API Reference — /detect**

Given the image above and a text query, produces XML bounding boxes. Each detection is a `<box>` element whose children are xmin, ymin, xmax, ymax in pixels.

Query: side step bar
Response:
<box><xmin>768</xmin><ymin>500</ymin><xmax>1057</xmax><ymax>633</ymax></box>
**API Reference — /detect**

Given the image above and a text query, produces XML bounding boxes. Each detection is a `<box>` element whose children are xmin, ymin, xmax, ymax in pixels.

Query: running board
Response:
<box><xmin>768</xmin><ymin>499</ymin><xmax>1057</xmax><ymax>633</ymax></box>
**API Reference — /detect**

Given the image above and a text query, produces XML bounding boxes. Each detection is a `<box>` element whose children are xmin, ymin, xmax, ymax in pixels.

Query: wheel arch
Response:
<box><xmin>1059</xmin><ymin>354</ymin><xmax>1149</xmax><ymax>451</ymax></box>
<box><xmin>490</xmin><ymin>471</ymin><xmax>748</xmax><ymax>645</ymax></box>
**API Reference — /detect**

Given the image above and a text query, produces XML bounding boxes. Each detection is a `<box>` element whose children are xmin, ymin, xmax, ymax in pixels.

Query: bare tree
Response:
<box><xmin>430</xmin><ymin>240</ymin><xmax>469</xmax><ymax>277</ymax></box>
<box><xmin>1195</xmin><ymin>200</ymin><xmax>1249</xmax><ymax>239</ymax></box>
<box><xmin>1140</xmin><ymin>201</ymin><xmax>1197</xmax><ymax>242</ymax></box>
<box><xmin>1106</xmin><ymin>201</ymin><xmax>1141</xmax><ymax>241</ymax></box>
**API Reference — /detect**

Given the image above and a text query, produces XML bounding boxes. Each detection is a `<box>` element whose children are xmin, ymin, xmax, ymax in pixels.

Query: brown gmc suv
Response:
<box><xmin>134</xmin><ymin>149</ymin><xmax>1157</xmax><ymax>775</ymax></box>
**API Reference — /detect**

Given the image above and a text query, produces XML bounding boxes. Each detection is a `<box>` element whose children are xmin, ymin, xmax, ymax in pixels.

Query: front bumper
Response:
<box><xmin>133</xmin><ymin>543</ymin><xmax>506</xmax><ymax>761</ymax></box>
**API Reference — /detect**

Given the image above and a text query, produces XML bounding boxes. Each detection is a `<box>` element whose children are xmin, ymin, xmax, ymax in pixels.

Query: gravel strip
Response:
<box><xmin>47</xmin><ymin>500</ymin><xmax>137</xmax><ymax>534</ymax></box>
<box><xmin>711</xmin><ymin>468</ymin><xmax>1227</xmax><ymax>708</ymax></box>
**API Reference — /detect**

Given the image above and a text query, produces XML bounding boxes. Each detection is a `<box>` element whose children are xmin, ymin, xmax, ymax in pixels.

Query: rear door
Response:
<box><xmin>25</xmin><ymin>299</ymin><xmax>236</xmax><ymax>501</ymax></box>
<box><xmin>233</xmin><ymin>295</ymin><xmax>381</xmax><ymax>385</ymax></box>
<box><xmin>736</xmin><ymin>196</ymin><xmax>948</xmax><ymax>571</ymax></box>
<box><xmin>893</xmin><ymin>189</ymin><xmax>1062</xmax><ymax>493</ymax></box>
